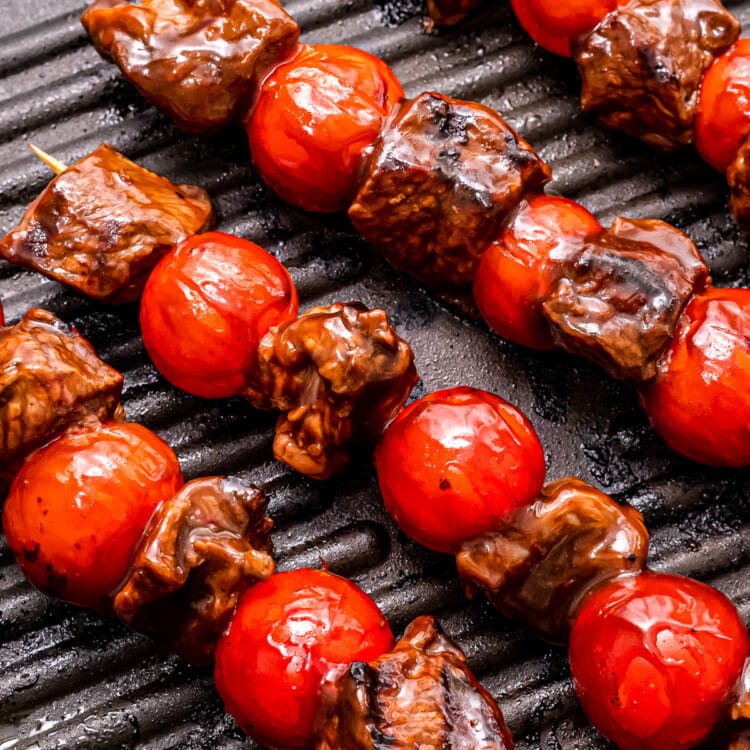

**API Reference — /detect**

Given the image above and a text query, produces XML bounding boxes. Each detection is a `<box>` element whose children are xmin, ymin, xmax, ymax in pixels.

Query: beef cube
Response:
<box><xmin>574</xmin><ymin>0</ymin><xmax>739</xmax><ymax>150</ymax></box>
<box><xmin>457</xmin><ymin>478</ymin><xmax>649</xmax><ymax>643</ymax></box>
<box><xmin>114</xmin><ymin>476</ymin><xmax>274</xmax><ymax>665</ymax></box>
<box><xmin>244</xmin><ymin>302</ymin><xmax>417</xmax><ymax>480</ymax></box>
<box><xmin>82</xmin><ymin>0</ymin><xmax>300</xmax><ymax>133</ymax></box>
<box><xmin>543</xmin><ymin>216</ymin><xmax>709</xmax><ymax>384</ymax></box>
<box><xmin>316</xmin><ymin>616</ymin><xmax>513</xmax><ymax>749</ymax></box>
<box><xmin>349</xmin><ymin>92</ymin><xmax>551</xmax><ymax>290</ymax></box>
<box><xmin>0</xmin><ymin>309</ymin><xmax>123</xmax><ymax>492</ymax></box>
<box><xmin>425</xmin><ymin>0</ymin><xmax>482</xmax><ymax>27</ymax></box>
<box><xmin>0</xmin><ymin>144</ymin><xmax>213</xmax><ymax>303</ymax></box>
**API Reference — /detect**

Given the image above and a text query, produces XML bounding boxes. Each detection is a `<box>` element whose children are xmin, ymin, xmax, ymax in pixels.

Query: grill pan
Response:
<box><xmin>2</xmin><ymin>1</ymin><xmax>750</xmax><ymax>748</ymax></box>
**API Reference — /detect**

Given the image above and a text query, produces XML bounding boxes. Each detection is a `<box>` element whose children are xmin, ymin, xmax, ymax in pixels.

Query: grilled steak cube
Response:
<box><xmin>0</xmin><ymin>309</ymin><xmax>123</xmax><ymax>492</ymax></box>
<box><xmin>457</xmin><ymin>478</ymin><xmax>649</xmax><ymax>643</ymax></box>
<box><xmin>114</xmin><ymin>476</ymin><xmax>274</xmax><ymax>666</ymax></box>
<box><xmin>82</xmin><ymin>0</ymin><xmax>300</xmax><ymax>134</ymax></box>
<box><xmin>543</xmin><ymin>217</ymin><xmax>709</xmax><ymax>384</ymax></box>
<box><xmin>349</xmin><ymin>92</ymin><xmax>551</xmax><ymax>291</ymax></box>
<box><xmin>425</xmin><ymin>0</ymin><xmax>483</xmax><ymax>26</ymax></box>
<box><xmin>574</xmin><ymin>0</ymin><xmax>739</xmax><ymax>150</ymax></box>
<box><xmin>0</xmin><ymin>144</ymin><xmax>213</xmax><ymax>303</ymax></box>
<box><xmin>244</xmin><ymin>302</ymin><xmax>418</xmax><ymax>480</ymax></box>
<box><xmin>316</xmin><ymin>616</ymin><xmax>513</xmax><ymax>749</ymax></box>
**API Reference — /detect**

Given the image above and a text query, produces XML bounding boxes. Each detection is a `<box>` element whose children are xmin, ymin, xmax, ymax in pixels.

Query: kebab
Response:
<box><xmin>431</xmin><ymin>0</ymin><xmax>750</xmax><ymax>231</ymax></box>
<box><xmin>0</xmin><ymin>299</ymin><xmax>513</xmax><ymax>748</ymax></box>
<box><xmin>3</xmin><ymin>306</ymin><xmax>747</xmax><ymax>749</ymax></box>
<box><xmin>1</xmin><ymin>0</ymin><xmax>741</xmax><ymax>470</ymax></box>
<box><xmin>374</xmin><ymin>385</ymin><xmax>750</xmax><ymax>750</ymax></box>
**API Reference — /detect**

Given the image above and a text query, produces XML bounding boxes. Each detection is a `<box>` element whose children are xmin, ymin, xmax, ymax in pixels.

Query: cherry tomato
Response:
<box><xmin>140</xmin><ymin>232</ymin><xmax>298</xmax><ymax>399</ymax></box>
<box><xmin>473</xmin><ymin>195</ymin><xmax>603</xmax><ymax>349</ymax></box>
<box><xmin>375</xmin><ymin>387</ymin><xmax>546</xmax><ymax>553</ymax></box>
<box><xmin>511</xmin><ymin>0</ymin><xmax>626</xmax><ymax>57</ymax></box>
<box><xmin>3</xmin><ymin>421</ymin><xmax>183</xmax><ymax>612</ymax></box>
<box><xmin>0</xmin><ymin>301</ymin><xmax>4</xmax><ymax>326</ymax></box>
<box><xmin>247</xmin><ymin>44</ymin><xmax>404</xmax><ymax>213</ymax></box>
<box><xmin>214</xmin><ymin>568</ymin><xmax>393</xmax><ymax>749</ymax></box>
<box><xmin>696</xmin><ymin>40</ymin><xmax>750</xmax><ymax>173</ymax></box>
<box><xmin>569</xmin><ymin>571</ymin><xmax>749</xmax><ymax>750</ymax></box>
<box><xmin>639</xmin><ymin>287</ymin><xmax>750</xmax><ymax>467</ymax></box>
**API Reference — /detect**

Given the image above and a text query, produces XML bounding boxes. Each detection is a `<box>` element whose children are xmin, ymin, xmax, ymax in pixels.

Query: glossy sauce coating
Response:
<box><xmin>82</xmin><ymin>0</ymin><xmax>300</xmax><ymax>134</ymax></box>
<box><xmin>0</xmin><ymin>308</ymin><xmax>123</xmax><ymax>492</ymax></box>
<box><xmin>316</xmin><ymin>615</ymin><xmax>514</xmax><ymax>749</ymax></box>
<box><xmin>349</xmin><ymin>92</ymin><xmax>551</xmax><ymax>290</ymax></box>
<box><xmin>473</xmin><ymin>195</ymin><xmax>603</xmax><ymax>350</ymax></box>
<box><xmin>248</xmin><ymin>44</ymin><xmax>403</xmax><ymax>213</ymax></box>
<box><xmin>214</xmin><ymin>568</ymin><xmax>394</xmax><ymax>749</ymax></box>
<box><xmin>375</xmin><ymin>387</ymin><xmax>546</xmax><ymax>553</ymax></box>
<box><xmin>244</xmin><ymin>302</ymin><xmax>417</xmax><ymax>480</ymax></box>
<box><xmin>640</xmin><ymin>286</ymin><xmax>750</xmax><ymax>467</ymax></box>
<box><xmin>696</xmin><ymin>39</ymin><xmax>750</xmax><ymax>172</ymax></box>
<box><xmin>0</xmin><ymin>144</ymin><xmax>213</xmax><ymax>303</ymax></box>
<box><xmin>510</xmin><ymin>0</ymin><xmax>625</xmax><ymax>57</ymax></box>
<box><xmin>569</xmin><ymin>571</ymin><xmax>750</xmax><ymax>750</ymax></box>
<box><xmin>113</xmin><ymin>476</ymin><xmax>275</xmax><ymax>665</ymax></box>
<box><xmin>574</xmin><ymin>0</ymin><xmax>740</xmax><ymax>151</ymax></box>
<box><xmin>3</xmin><ymin>421</ymin><xmax>183</xmax><ymax>612</ymax></box>
<box><xmin>457</xmin><ymin>478</ymin><xmax>649</xmax><ymax>643</ymax></box>
<box><xmin>140</xmin><ymin>231</ymin><xmax>298</xmax><ymax>399</ymax></box>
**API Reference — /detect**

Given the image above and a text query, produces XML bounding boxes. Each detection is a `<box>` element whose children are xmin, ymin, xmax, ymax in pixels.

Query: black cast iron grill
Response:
<box><xmin>1</xmin><ymin>1</ymin><xmax>750</xmax><ymax>748</ymax></box>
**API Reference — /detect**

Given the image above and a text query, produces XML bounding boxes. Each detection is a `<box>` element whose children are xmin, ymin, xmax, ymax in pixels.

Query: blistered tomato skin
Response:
<box><xmin>473</xmin><ymin>195</ymin><xmax>603</xmax><ymax>350</ymax></box>
<box><xmin>375</xmin><ymin>387</ymin><xmax>546</xmax><ymax>554</ymax></box>
<box><xmin>140</xmin><ymin>231</ymin><xmax>298</xmax><ymax>399</ymax></box>
<box><xmin>640</xmin><ymin>287</ymin><xmax>750</xmax><ymax>467</ymax></box>
<box><xmin>2</xmin><ymin>422</ymin><xmax>183</xmax><ymax>613</ymax></box>
<box><xmin>696</xmin><ymin>40</ymin><xmax>750</xmax><ymax>173</ymax></box>
<box><xmin>214</xmin><ymin>568</ymin><xmax>394</xmax><ymax>749</ymax></box>
<box><xmin>569</xmin><ymin>572</ymin><xmax>749</xmax><ymax>750</ymax></box>
<box><xmin>247</xmin><ymin>44</ymin><xmax>404</xmax><ymax>213</ymax></box>
<box><xmin>510</xmin><ymin>0</ymin><xmax>625</xmax><ymax>57</ymax></box>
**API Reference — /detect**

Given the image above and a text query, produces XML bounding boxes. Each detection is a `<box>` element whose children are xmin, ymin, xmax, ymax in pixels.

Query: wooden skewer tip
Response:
<box><xmin>28</xmin><ymin>143</ymin><xmax>68</xmax><ymax>175</ymax></box>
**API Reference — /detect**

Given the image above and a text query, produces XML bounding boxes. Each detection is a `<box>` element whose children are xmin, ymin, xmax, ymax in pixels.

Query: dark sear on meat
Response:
<box><xmin>457</xmin><ymin>478</ymin><xmax>649</xmax><ymax>643</ymax></box>
<box><xmin>543</xmin><ymin>217</ymin><xmax>709</xmax><ymax>384</ymax></box>
<box><xmin>114</xmin><ymin>476</ymin><xmax>274</xmax><ymax>666</ymax></box>
<box><xmin>82</xmin><ymin>0</ymin><xmax>300</xmax><ymax>134</ymax></box>
<box><xmin>316</xmin><ymin>615</ymin><xmax>513</xmax><ymax>749</ymax></box>
<box><xmin>574</xmin><ymin>0</ymin><xmax>740</xmax><ymax>150</ymax></box>
<box><xmin>0</xmin><ymin>309</ymin><xmax>123</xmax><ymax>493</ymax></box>
<box><xmin>424</xmin><ymin>0</ymin><xmax>483</xmax><ymax>27</ymax></box>
<box><xmin>244</xmin><ymin>302</ymin><xmax>418</xmax><ymax>480</ymax></box>
<box><xmin>0</xmin><ymin>144</ymin><xmax>213</xmax><ymax>303</ymax></box>
<box><xmin>349</xmin><ymin>92</ymin><xmax>551</xmax><ymax>291</ymax></box>
<box><xmin>728</xmin><ymin>135</ymin><xmax>750</xmax><ymax>230</ymax></box>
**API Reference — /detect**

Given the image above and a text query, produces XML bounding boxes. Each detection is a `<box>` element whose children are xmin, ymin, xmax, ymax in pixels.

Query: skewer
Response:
<box><xmin>28</xmin><ymin>143</ymin><xmax>67</xmax><ymax>175</ymax></box>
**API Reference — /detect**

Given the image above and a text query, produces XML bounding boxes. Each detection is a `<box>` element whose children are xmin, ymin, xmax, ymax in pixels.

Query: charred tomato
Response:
<box><xmin>375</xmin><ymin>387</ymin><xmax>546</xmax><ymax>553</ymax></box>
<box><xmin>140</xmin><ymin>231</ymin><xmax>298</xmax><ymax>399</ymax></box>
<box><xmin>3</xmin><ymin>421</ymin><xmax>183</xmax><ymax>612</ymax></box>
<box><xmin>214</xmin><ymin>568</ymin><xmax>394</xmax><ymax>749</ymax></box>
<box><xmin>246</xmin><ymin>44</ymin><xmax>403</xmax><ymax>213</ymax></box>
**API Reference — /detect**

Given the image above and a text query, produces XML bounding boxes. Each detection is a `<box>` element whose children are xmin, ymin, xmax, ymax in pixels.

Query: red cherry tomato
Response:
<box><xmin>247</xmin><ymin>44</ymin><xmax>404</xmax><ymax>213</ymax></box>
<box><xmin>511</xmin><ymin>0</ymin><xmax>625</xmax><ymax>57</ymax></box>
<box><xmin>214</xmin><ymin>568</ymin><xmax>393</xmax><ymax>749</ymax></box>
<box><xmin>375</xmin><ymin>387</ymin><xmax>546</xmax><ymax>553</ymax></box>
<box><xmin>140</xmin><ymin>231</ymin><xmax>298</xmax><ymax>399</ymax></box>
<box><xmin>569</xmin><ymin>571</ymin><xmax>749</xmax><ymax>750</ymax></box>
<box><xmin>639</xmin><ymin>287</ymin><xmax>750</xmax><ymax>467</ymax></box>
<box><xmin>0</xmin><ymin>301</ymin><xmax>4</xmax><ymax>326</ymax></box>
<box><xmin>473</xmin><ymin>195</ymin><xmax>603</xmax><ymax>350</ymax></box>
<box><xmin>3</xmin><ymin>421</ymin><xmax>183</xmax><ymax>612</ymax></box>
<box><xmin>696</xmin><ymin>40</ymin><xmax>750</xmax><ymax>173</ymax></box>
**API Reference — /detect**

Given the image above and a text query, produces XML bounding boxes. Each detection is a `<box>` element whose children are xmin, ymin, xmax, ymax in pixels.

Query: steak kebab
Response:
<box><xmin>3</xmin><ymin>295</ymin><xmax>750</xmax><ymax>749</ymax></box>
<box><xmin>427</xmin><ymin>0</ymin><xmax>750</xmax><ymax>231</ymax></box>
<box><xmin>1</xmin><ymin>0</ymin><xmax>746</xmax><ymax>469</ymax></box>
<box><xmin>0</xmin><ymin>4</ymin><xmax>748</xmax><ymax>747</ymax></box>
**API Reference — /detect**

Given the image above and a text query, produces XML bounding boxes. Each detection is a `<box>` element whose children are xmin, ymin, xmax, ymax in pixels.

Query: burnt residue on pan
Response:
<box><xmin>1</xmin><ymin>1</ymin><xmax>750</xmax><ymax>748</ymax></box>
